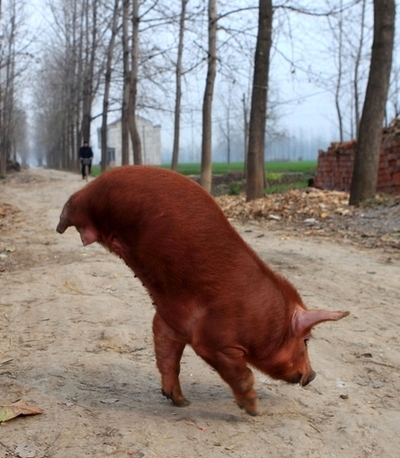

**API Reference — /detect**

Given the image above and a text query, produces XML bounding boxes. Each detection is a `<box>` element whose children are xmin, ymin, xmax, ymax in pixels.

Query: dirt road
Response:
<box><xmin>1</xmin><ymin>168</ymin><xmax>399</xmax><ymax>457</ymax></box>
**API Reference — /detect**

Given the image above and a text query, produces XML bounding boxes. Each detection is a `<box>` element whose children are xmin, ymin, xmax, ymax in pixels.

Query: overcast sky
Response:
<box><xmin>25</xmin><ymin>0</ymin><xmax>399</xmax><ymax>163</ymax></box>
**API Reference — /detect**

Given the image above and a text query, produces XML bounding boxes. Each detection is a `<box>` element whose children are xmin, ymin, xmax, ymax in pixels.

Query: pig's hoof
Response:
<box><xmin>173</xmin><ymin>398</ymin><xmax>190</xmax><ymax>407</ymax></box>
<box><xmin>161</xmin><ymin>389</ymin><xmax>190</xmax><ymax>407</ymax></box>
<box><xmin>237</xmin><ymin>399</ymin><xmax>258</xmax><ymax>416</ymax></box>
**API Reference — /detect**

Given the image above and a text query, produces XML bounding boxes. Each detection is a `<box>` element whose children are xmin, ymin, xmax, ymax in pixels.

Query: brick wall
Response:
<box><xmin>315</xmin><ymin>129</ymin><xmax>400</xmax><ymax>195</ymax></box>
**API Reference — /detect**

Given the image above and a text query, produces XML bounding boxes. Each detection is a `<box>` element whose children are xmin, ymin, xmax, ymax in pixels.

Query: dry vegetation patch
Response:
<box><xmin>216</xmin><ymin>189</ymin><xmax>400</xmax><ymax>252</ymax></box>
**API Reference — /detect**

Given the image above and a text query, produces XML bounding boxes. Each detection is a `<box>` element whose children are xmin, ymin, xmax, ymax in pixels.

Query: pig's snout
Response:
<box><xmin>56</xmin><ymin>219</ymin><xmax>68</xmax><ymax>234</ymax></box>
<box><xmin>57</xmin><ymin>201</ymin><xmax>71</xmax><ymax>234</ymax></box>
<box><xmin>300</xmin><ymin>370</ymin><xmax>316</xmax><ymax>387</ymax></box>
<box><xmin>289</xmin><ymin>370</ymin><xmax>316</xmax><ymax>386</ymax></box>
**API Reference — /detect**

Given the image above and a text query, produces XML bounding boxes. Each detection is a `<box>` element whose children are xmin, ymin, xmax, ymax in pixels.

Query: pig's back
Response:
<box><xmin>85</xmin><ymin>166</ymin><xmax>265</xmax><ymax>303</ymax></box>
<box><xmin>87</xmin><ymin>165</ymin><xmax>240</xmax><ymax>246</ymax></box>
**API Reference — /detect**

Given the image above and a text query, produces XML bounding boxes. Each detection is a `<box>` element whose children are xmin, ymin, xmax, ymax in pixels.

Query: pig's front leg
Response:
<box><xmin>152</xmin><ymin>312</ymin><xmax>189</xmax><ymax>407</ymax></box>
<box><xmin>193</xmin><ymin>341</ymin><xmax>258</xmax><ymax>416</ymax></box>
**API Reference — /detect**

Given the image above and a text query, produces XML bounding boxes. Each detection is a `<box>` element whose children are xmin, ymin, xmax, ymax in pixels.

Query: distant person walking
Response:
<box><xmin>78</xmin><ymin>140</ymin><xmax>94</xmax><ymax>180</ymax></box>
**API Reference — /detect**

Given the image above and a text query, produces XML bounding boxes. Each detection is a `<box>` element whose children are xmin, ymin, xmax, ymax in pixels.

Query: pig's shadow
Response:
<box><xmin>20</xmin><ymin>361</ymin><xmax>283</xmax><ymax>422</ymax></box>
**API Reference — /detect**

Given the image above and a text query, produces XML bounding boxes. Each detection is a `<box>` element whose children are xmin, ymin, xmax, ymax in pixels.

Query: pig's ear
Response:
<box><xmin>292</xmin><ymin>309</ymin><xmax>349</xmax><ymax>336</ymax></box>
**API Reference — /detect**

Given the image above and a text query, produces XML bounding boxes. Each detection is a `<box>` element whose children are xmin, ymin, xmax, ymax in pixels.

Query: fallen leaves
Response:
<box><xmin>0</xmin><ymin>400</ymin><xmax>43</xmax><ymax>423</ymax></box>
<box><xmin>215</xmin><ymin>189</ymin><xmax>352</xmax><ymax>223</ymax></box>
<box><xmin>215</xmin><ymin>189</ymin><xmax>400</xmax><ymax>251</ymax></box>
<box><xmin>0</xmin><ymin>202</ymin><xmax>19</xmax><ymax>218</ymax></box>
<box><xmin>63</xmin><ymin>282</ymin><xmax>86</xmax><ymax>295</ymax></box>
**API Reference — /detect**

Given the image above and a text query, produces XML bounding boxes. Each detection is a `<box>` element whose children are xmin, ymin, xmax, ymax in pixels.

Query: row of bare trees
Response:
<box><xmin>0</xmin><ymin>0</ymin><xmax>396</xmax><ymax>205</ymax></box>
<box><xmin>33</xmin><ymin>0</ymin><xmax>268</xmax><ymax>182</ymax></box>
<box><xmin>32</xmin><ymin>0</ymin><xmax>103</xmax><ymax>170</ymax></box>
<box><xmin>0</xmin><ymin>0</ymin><xmax>31</xmax><ymax>175</ymax></box>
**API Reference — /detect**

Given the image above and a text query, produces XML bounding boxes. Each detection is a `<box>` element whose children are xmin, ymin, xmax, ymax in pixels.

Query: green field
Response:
<box><xmin>93</xmin><ymin>160</ymin><xmax>316</xmax><ymax>176</ymax></box>
<box><xmin>91</xmin><ymin>160</ymin><xmax>317</xmax><ymax>195</ymax></box>
<box><xmin>166</xmin><ymin>161</ymin><xmax>317</xmax><ymax>194</ymax></box>
<box><xmin>163</xmin><ymin>160</ymin><xmax>317</xmax><ymax>176</ymax></box>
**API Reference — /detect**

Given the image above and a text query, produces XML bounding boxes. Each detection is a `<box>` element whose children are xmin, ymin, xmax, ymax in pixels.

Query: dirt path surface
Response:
<box><xmin>1</xmin><ymin>168</ymin><xmax>399</xmax><ymax>458</ymax></box>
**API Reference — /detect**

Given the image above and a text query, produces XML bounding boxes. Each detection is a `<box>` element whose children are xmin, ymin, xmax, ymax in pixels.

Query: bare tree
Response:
<box><xmin>386</xmin><ymin>16</ymin><xmax>400</xmax><ymax>120</ymax></box>
<box><xmin>2</xmin><ymin>0</ymin><xmax>17</xmax><ymax>171</ymax></box>
<box><xmin>388</xmin><ymin>65</ymin><xmax>400</xmax><ymax>119</ymax></box>
<box><xmin>351</xmin><ymin>0</ymin><xmax>367</xmax><ymax>137</ymax></box>
<box><xmin>246</xmin><ymin>0</ymin><xmax>273</xmax><ymax>202</ymax></box>
<box><xmin>349</xmin><ymin>0</ymin><xmax>395</xmax><ymax>205</ymax></box>
<box><xmin>216</xmin><ymin>80</ymin><xmax>236</xmax><ymax>164</ymax></box>
<box><xmin>0</xmin><ymin>0</ymin><xmax>31</xmax><ymax>174</ymax></box>
<box><xmin>41</xmin><ymin>0</ymin><xmax>81</xmax><ymax>169</ymax></box>
<box><xmin>129</xmin><ymin>0</ymin><xmax>142</xmax><ymax>165</ymax></box>
<box><xmin>13</xmin><ymin>106</ymin><xmax>28</xmax><ymax>163</ymax></box>
<box><xmin>0</xmin><ymin>0</ymin><xmax>3</xmax><ymax>174</ymax></box>
<box><xmin>101</xmin><ymin>0</ymin><xmax>120</xmax><ymax>172</ymax></box>
<box><xmin>121</xmin><ymin>0</ymin><xmax>130</xmax><ymax>165</ymax></box>
<box><xmin>80</xmin><ymin>0</ymin><xmax>99</xmax><ymax>143</ymax></box>
<box><xmin>242</xmin><ymin>93</ymin><xmax>249</xmax><ymax>176</ymax></box>
<box><xmin>329</xmin><ymin>0</ymin><xmax>344</xmax><ymax>142</ymax></box>
<box><xmin>171</xmin><ymin>0</ymin><xmax>188</xmax><ymax>171</ymax></box>
<box><xmin>73</xmin><ymin>0</ymin><xmax>84</xmax><ymax>166</ymax></box>
<box><xmin>200</xmin><ymin>0</ymin><xmax>217</xmax><ymax>193</ymax></box>
<box><xmin>32</xmin><ymin>0</ymin><xmax>105</xmax><ymax>170</ymax></box>
<box><xmin>320</xmin><ymin>0</ymin><xmax>355</xmax><ymax>142</ymax></box>
<box><xmin>299</xmin><ymin>1</ymin><xmax>371</xmax><ymax>142</ymax></box>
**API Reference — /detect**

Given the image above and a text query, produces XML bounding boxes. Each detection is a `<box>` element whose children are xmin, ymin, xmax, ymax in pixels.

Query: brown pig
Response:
<box><xmin>57</xmin><ymin>165</ymin><xmax>349</xmax><ymax>415</ymax></box>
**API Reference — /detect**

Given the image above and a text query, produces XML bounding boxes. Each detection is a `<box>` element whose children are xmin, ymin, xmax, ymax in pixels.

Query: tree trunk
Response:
<box><xmin>128</xmin><ymin>0</ymin><xmax>142</xmax><ymax>165</ymax></box>
<box><xmin>171</xmin><ymin>0</ymin><xmax>188</xmax><ymax>171</ymax></box>
<box><xmin>0</xmin><ymin>0</ymin><xmax>4</xmax><ymax>175</ymax></box>
<box><xmin>353</xmin><ymin>0</ymin><xmax>367</xmax><ymax>137</ymax></box>
<box><xmin>200</xmin><ymin>0</ymin><xmax>217</xmax><ymax>193</ymax></box>
<box><xmin>101</xmin><ymin>0</ymin><xmax>119</xmax><ymax>173</ymax></box>
<box><xmin>349</xmin><ymin>0</ymin><xmax>395</xmax><ymax>205</ymax></box>
<box><xmin>246</xmin><ymin>0</ymin><xmax>272</xmax><ymax>202</ymax></box>
<box><xmin>2</xmin><ymin>2</ymin><xmax>17</xmax><ymax>173</ymax></box>
<box><xmin>331</xmin><ymin>0</ymin><xmax>344</xmax><ymax>143</ymax></box>
<box><xmin>75</xmin><ymin>0</ymin><xmax>84</xmax><ymax>170</ymax></box>
<box><xmin>335</xmin><ymin>12</ymin><xmax>344</xmax><ymax>143</ymax></box>
<box><xmin>242</xmin><ymin>93</ymin><xmax>249</xmax><ymax>178</ymax></box>
<box><xmin>121</xmin><ymin>0</ymin><xmax>130</xmax><ymax>165</ymax></box>
<box><xmin>81</xmin><ymin>0</ymin><xmax>98</xmax><ymax>145</ymax></box>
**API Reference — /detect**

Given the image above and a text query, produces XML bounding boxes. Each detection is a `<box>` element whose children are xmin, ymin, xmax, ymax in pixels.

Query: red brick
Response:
<box><xmin>392</xmin><ymin>172</ymin><xmax>400</xmax><ymax>185</ymax></box>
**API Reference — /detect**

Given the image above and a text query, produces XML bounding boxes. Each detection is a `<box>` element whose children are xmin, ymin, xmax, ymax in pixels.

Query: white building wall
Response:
<box><xmin>103</xmin><ymin>116</ymin><xmax>162</xmax><ymax>166</ymax></box>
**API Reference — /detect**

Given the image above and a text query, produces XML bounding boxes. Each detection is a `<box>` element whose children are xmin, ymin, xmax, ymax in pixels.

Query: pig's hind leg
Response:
<box><xmin>192</xmin><ymin>341</ymin><xmax>258</xmax><ymax>416</ymax></box>
<box><xmin>152</xmin><ymin>312</ymin><xmax>189</xmax><ymax>407</ymax></box>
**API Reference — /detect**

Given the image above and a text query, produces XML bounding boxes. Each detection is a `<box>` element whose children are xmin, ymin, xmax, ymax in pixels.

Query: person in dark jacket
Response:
<box><xmin>78</xmin><ymin>140</ymin><xmax>94</xmax><ymax>179</ymax></box>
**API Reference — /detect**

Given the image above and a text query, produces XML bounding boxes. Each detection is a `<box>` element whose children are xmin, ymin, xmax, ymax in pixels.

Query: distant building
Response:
<box><xmin>98</xmin><ymin>116</ymin><xmax>162</xmax><ymax>166</ymax></box>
